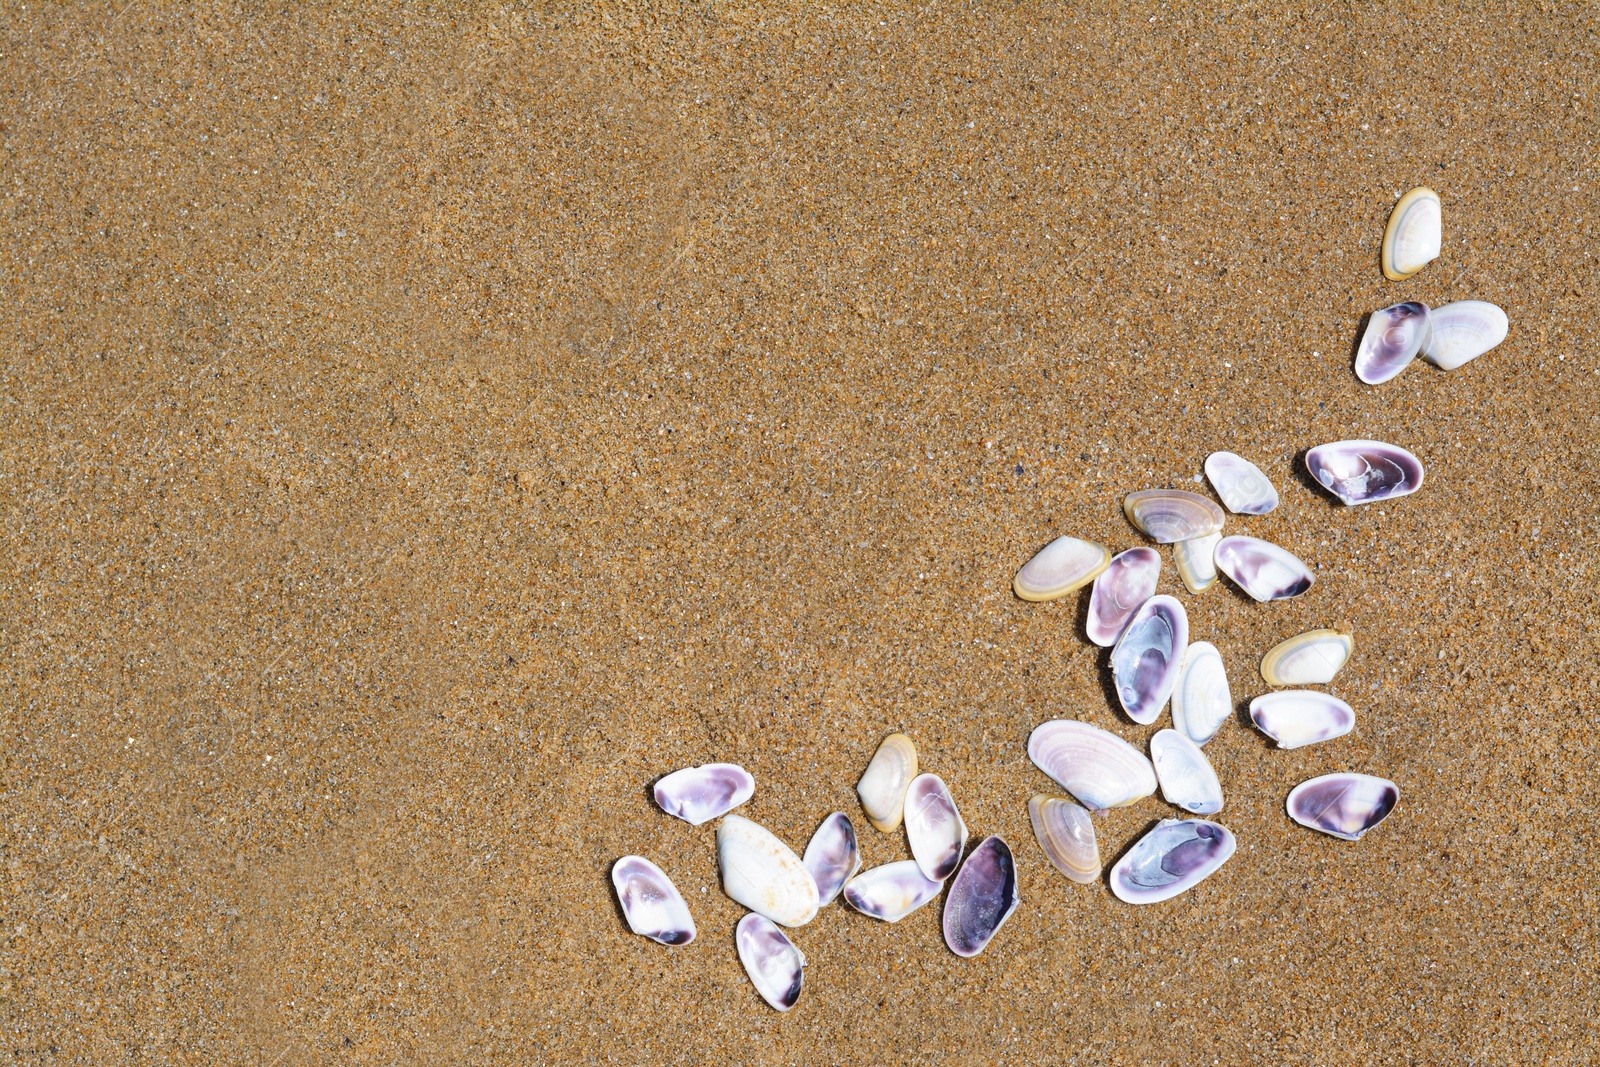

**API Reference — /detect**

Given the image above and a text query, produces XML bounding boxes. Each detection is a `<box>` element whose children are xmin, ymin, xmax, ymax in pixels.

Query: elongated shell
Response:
<box><xmin>904</xmin><ymin>774</ymin><xmax>968</xmax><ymax>881</ymax></box>
<box><xmin>856</xmin><ymin>733</ymin><xmax>917</xmax><ymax>832</ymax></box>
<box><xmin>612</xmin><ymin>856</ymin><xmax>697</xmax><ymax>946</ymax></box>
<box><xmin>842</xmin><ymin>860</ymin><xmax>944</xmax><ymax>923</ymax></box>
<box><xmin>802</xmin><ymin>812</ymin><xmax>861</xmax><ymax>906</ymax></box>
<box><xmin>1355</xmin><ymin>302</ymin><xmax>1431</xmax><ymax>385</ymax></box>
<box><xmin>1287</xmin><ymin>773</ymin><xmax>1400</xmax><ymax>841</ymax></box>
<box><xmin>1171</xmin><ymin>641</ymin><xmax>1231</xmax><ymax>745</ymax></box>
<box><xmin>1249</xmin><ymin>691</ymin><xmax>1355</xmax><ymax>750</ymax></box>
<box><xmin>1261</xmin><ymin>629</ymin><xmax>1353</xmax><ymax>686</ymax></box>
<box><xmin>943</xmin><ymin>836</ymin><xmax>1020</xmax><ymax>958</ymax></box>
<box><xmin>1381</xmin><ymin>186</ymin><xmax>1441</xmax><ymax>280</ymax></box>
<box><xmin>1213</xmin><ymin>536</ymin><xmax>1314</xmax><ymax>602</ymax></box>
<box><xmin>1013</xmin><ymin>535</ymin><xmax>1111</xmax><ymax>602</ymax></box>
<box><xmin>1422</xmin><ymin>300</ymin><xmax>1508</xmax><ymax>370</ymax></box>
<box><xmin>1027</xmin><ymin>719</ymin><xmax>1158</xmax><ymax>811</ymax></box>
<box><xmin>717</xmin><ymin>814</ymin><xmax>820</xmax><ymax>928</ymax></box>
<box><xmin>1110</xmin><ymin>819</ymin><xmax>1236</xmax><ymax>905</ymax></box>
<box><xmin>1111</xmin><ymin>595</ymin><xmax>1189</xmax><ymax>724</ymax></box>
<box><xmin>1123</xmin><ymin>489</ymin><xmax>1225</xmax><ymax>544</ymax></box>
<box><xmin>1028</xmin><ymin>795</ymin><xmax>1101</xmax><ymax>884</ymax></box>
<box><xmin>1305</xmin><ymin>440</ymin><xmax>1425</xmax><ymax>506</ymax></box>
<box><xmin>653</xmin><ymin>763</ymin><xmax>755</xmax><ymax>826</ymax></box>
<box><xmin>1086</xmin><ymin>547</ymin><xmax>1161</xmax><ymax>646</ymax></box>
<box><xmin>1204</xmin><ymin>452</ymin><xmax>1279</xmax><ymax>515</ymax></box>
<box><xmin>1172</xmin><ymin>531</ymin><xmax>1220</xmax><ymax>594</ymax></box>
<box><xmin>736</xmin><ymin>913</ymin><xmax>805</xmax><ymax>1011</ymax></box>
<box><xmin>1149</xmin><ymin>729</ymin><xmax>1224</xmax><ymax>815</ymax></box>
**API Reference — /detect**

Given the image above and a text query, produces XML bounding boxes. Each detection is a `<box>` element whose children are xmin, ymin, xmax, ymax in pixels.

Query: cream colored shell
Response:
<box><xmin>856</xmin><ymin>733</ymin><xmax>918</xmax><ymax>832</ymax></box>
<box><xmin>1381</xmin><ymin>186</ymin><xmax>1441</xmax><ymax>280</ymax></box>
<box><xmin>1260</xmin><ymin>628</ymin><xmax>1353</xmax><ymax>686</ymax></box>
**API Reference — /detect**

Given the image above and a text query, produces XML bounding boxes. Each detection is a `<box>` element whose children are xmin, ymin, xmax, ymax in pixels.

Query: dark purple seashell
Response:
<box><xmin>1086</xmin><ymin>547</ymin><xmax>1161</xmax><ymax>647</ymax></box>
<box><xmin>1110</xmin><ymin>819</ymin><xmax>1236</xmax><ymax>904</ymax></box>
<box><xmin>1354</xmin><ymin>301</ymin><xmax>1431</xmax><ymax>384</ymax></box>
<box><xmin>943</xmin><ymin>836</ymin><xmax>1020</xmax><ymax>958</ymax></box>
<box><xmin>1212</xmin><ymin>536</ymin><xmax>1314</xmax><ymax>602</ymax></box>
<box><xmin>1286</xmin><ymin>773</ymin><xmax>1399</xmax><ymax>841</ymax></box>
<box><xmin>1304</xmin><ymin>440</ymin><xmax>1425</xmax><ymax>506</ymax></box>
<box><xmin>653</xmin><ymin>762</ymin><xmax>754</xmax><ymax>825</ymax></box>
<box><xmin>802</xmin><ymin>812</ymin><xmax>861</xmax><ymax>906</ymax></box>
<box><xmin>1111</xmin><ymin>594</ymin><xmax>1189</xmax><ymax>724</ymax></box>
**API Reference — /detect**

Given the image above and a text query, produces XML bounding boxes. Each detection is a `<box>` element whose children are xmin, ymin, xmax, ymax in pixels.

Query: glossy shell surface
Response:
<box><xmin>1305</xmin><ymin>440</ymin><xmax>1425</xmax><ymax>506</ymax></box>
<box><xmin>1028</xmin><ymin>795</ymin><xmax>1101</xmax><ymax>884</ymax></box>
<box><xmin>1213</xmin><ymin>536</ymin><xmax>1314</xmax><ymax>602</ymax></box>
<box><xmin>1149</xmin><ymin>729</ymin><xmax>1224</xmax><ymax>815</ymax></box>
<box><xmin>1261</xmin><ymin>629</ymin><xmax>1353</xmax><ymax>686</ymax></box>
<box><xmin>1171</xmin><ymin>641</ymin><xmax>1232</xmax><ymax>745</ymax></box>
<box><xmin>1122</xmin><ymin>489</ymin><xmax>1226</xmax><ymax>544</ymax></box>
<box><xmin>904</xmin><ymin>774</ymin><xmax>968</xmax><ymax>882</ymax></box>
<box><xmin>653</xmin><ymin>763</ymin><xmax>755</xmax><ymax>826</ymax></box>
<box><xmin>736</xmin><ymin>913</ymin><xmax>806</xmax><ymax>1011</ymax></box>
<box><xmin>1204</xmin><ymin>452</ymin><xmax>1279</xmax><ymax>515</ymax></box>
<box><xmin>1027</xmin><ymin>719</ymin><xmax>1158</xmax><ymax>811</ymax></box>
<box><xmin>842</xmin><ymin>860</ymin><xmax>944</xmax><ymax>923</ymax></box>
<box><xmin>1249</xmin><ymin>691</ymin><xmax>1356</xmax><ymax>750</ymax></box>
<box><xmin>612</xmin><ymin>856</ymin><xmax>697</xmax><ymax>946</ymax></box>
<box><xmin>802</xmin><ymin>812</ymin><xmax>862</xmax><ymax>906</ymax></box>
<box><xmin>1287</xmin><ymin>773</ymin><xmax>1400</xmax><ymax>841</ymax></box>
<box><xmin>1086</xmin><ymin>547</ymin><xmax>1161</xmax><ymax>647</ymax></box>
<box><xmin>1381</xmin><ymin>186</ymin><xmax>1442</xmax><ymax>280</ymax></box>
<box><xmin>1172</xmin><ymin>531</ymin><xmax>1221</xmax><ymax>594</ymax></box>
<box><xmin>1013</xmin><ymin>535</ymin><xmax>1111</xmax><ymax>602</ymax></box>
<box><xmin>943</xmin><ymin>836</ymin><xmax>1021</xmax><ymax>958</ymax></box>
<box><xmin>856</xmin><ymin>733</ymin><xmax>918</xmax><ymax>832</ymax></box>
<box><xmin>1111</xmin><ymin>594</ymin><xmax>1189</xmax><ymax>725</ymax></box>
<box><xmin>1423</xmin><ymin>300</ymin><xmax>1508</xmax><ymax>370</ymax></box>
<box><xmin>1355</xmin><ymin>301</ymin><xmax>1431</xmax><ymax>385</ymax></box>
<box><xmin>1110</xmin><ymin>819</ymin><xmax>1236</xmax><ymax>905</ymax></box>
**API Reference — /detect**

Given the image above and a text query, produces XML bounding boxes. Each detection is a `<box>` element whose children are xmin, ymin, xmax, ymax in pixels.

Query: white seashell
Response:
<box><xmin>1422</xmin><ymin>300</ymin><xmax>1508</xmax><ymax>370</ymax></box>
<box><xmin>1086</xmin><ymin>547</ymin><xmax>1161</xmax><ymax>646</ymax></box>
<box><xmin>1355</xmin><ymin>302</ymin><xmax>1431</xmax><ymax>385</ymax></box>
<box><xmin>1149</xmin><ymin>729</ymin><xmax>1224</xmax><ymax>815</ymax></box>
<box><xmin>802</xmin><ymin>812</ymin><xmax>862</xmax><ymax>906</ymax></box>
<box><xmin>1286</xmin><ymin>773</ymin><xmax>1399</xmax><ymax>841</ymax></box>
<box><xmin>842</xmin><ymin>860</ymin><xmax>944</xmax><ymax>923</ymax></box>
<box><xmin>1028</xmin><ymin>795</ymin><xmax>1101</xmax><ymax>884</ymax></box>
<box><xmin>1203</xmin><ymin>452</ymin><xmax>1279</xmax><ymax>515</ymax></box>
<box><xmin>1172</xmin><ymin>530</ymin><xmax>1221</xmax><ymax>594</ymax></box>
<box><xmin>1381</xmin><ymin>186</ymin><xmax>1442</xmax><ymax>280</ymax></box>
<box><xmin>1171</xmin><ymin>641</ymin><xmax>1232</xmax><ymax>746</ymax></box>
<box><xmin>1304</xmin><ymin>440</ymin><xmax>1425</xmax><ymax>506</ymax></box>
<box><xmin>1013</xmin><ymin>535</ymin><xmax>1111</xmax><ymax>602</ymax></box>
<box><xmin>736</xmin><ymin>913</ymin><xmax>806</xmax><ymax>1011</ymax></box>
<box><xmin>652</xmin><ymin>763</ymin><xmax>755</xmax><ymax>825</ymax></box>
<box><xmin>943</xmin><ymin>836</ymin><xmax>1020</xmax><ymax>958</ymax></box>
<box><xmin>1261</xmin><ymin>629</ymin><xmax>1353</xmax><ymax>686</ymax></box>
<box><xmin>904</xmin><ymin>774</ymin><xmax>968</xmax><ymax>882</ymax></box>
<box><xmin>1111</xmin><ymin>595</ymin><xmax>1189</xmax><ymax>724</ymax></box>
<box><xmin>1249</xmin><ymin>691</ymin><xmax>1355</xmax><ymax>750</ymax></box>
<box><xmin>1027</xmin><ymin>719</ymin><xmax>1158</xmax><ymax>811</ymax></box>
<box><xmin>1109</xmin><ymin>818</ymin><xmax>1236</xmax><ymax>905</ymax></box>
<box><xmin>717</xmin><ymin>814</ymin><xmax>820</xmax><ymax>928</ymax></box>
<box><xmin>1122</xmin><ymin>489</ymin><xmax>1225</xmax><ymax>544</ymax></box>
<box><xmin>1213</xmin><ymin>536</ymin><xmax>1314</xmax><ymax>602</ymax></box>
<box><xmin>612</xmin><ymin>856</ymin><xmax>697</xmax><ymax>946</ymax></box>
<box><xmin>856</xmin><ymin>733</ymin><xmax>918</xmax><ymax>832</ymax></box>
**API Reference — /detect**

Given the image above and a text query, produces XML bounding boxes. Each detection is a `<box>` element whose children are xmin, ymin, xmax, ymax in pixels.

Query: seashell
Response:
<box><xmin>1381</xmin><ymin>186</ymin><xmax>1442</xmax><ymax>281</ymax></box>
<box><xmin>1204</xmin><ymin>452</ymin><xmax>1279</xmax><ymax>515</ymax></box>
<box><xmin>1172</xmin><ymin>531</ymin><xmax>1221</xmax><ymax>594</ymax></box>
<box><xmin>717</xmin><ymin>814</ymin><xmax>820</xmax><ymax>928</ymax></box>
<box><xmin>1122</xmin><ymin>489</ymin><xmax>1225</xmax><ymax>544</ymax></box>
<box><xmin>802</xmin><ymin>812</ymin><xmax>862</xmax><ymax>906</ymax></box>
<box><xmin>1304</xmin><ymin>439</ymin><xmax>1425</xmax><ymax>506</ymax></box>
<box><xmin>653</xmin><ymin>762</ymin><xmax>755</xmax><ymax>826</ymax></box>
<box><xmin>842</xmin><ymin>860</ymin><xmax>944</xmax><ymax>923</ymax></box>
<box><xmin>943</xmin><ymin>836</ymin><xmax>1020</xmax><ymax>958</ymax></box>
<box><xmin>856</xmin><ymin>733</ymin><xmax>917</xmax><ymax>832</ymax></box>
<box><xmin>1110</xmin><ymin>818</ymin><xmax>1236</xmax><ymax>904</ymax></box>
<box><xmin>1422</xmin><ymin>300</ymin><xmax>1508</xmax><ymax>371</ymax></box>
<box><xmin>1213</xmin><ymin>536</ymin><xmax>1314</xmax><ymax>602</ymax></box>
<box><xmin>612</xmin><ymin>856</ymin><xmax>697</xmax><ymax>946</ymax></box>
<box><xmin>1086</xmin><ymin>547</ymin><xmax>1161</xmax><ymax>646</ymax></box>
<box><xmin>1354</xmin><ymin>301</ymin><xmax>1431</xmax><ymax>385</ymax></box>
<box><xmin>1027</xmin><ymin>795</ymin><xmax>1101</xmax><ymax>884</ymax></box>
<box><xmin>1249</xmin><ymin>691</ymin><xmax>1356</xmax><ymax>750</ymax></box>
<box><xmin>1013</xmin><ymin>535</ymin><xmax>1111</xmax><ymax>602</ymax></box>
<box><xmin>1261</xmin><ymin>628</ymin><xmax>1353</xmax><ymax>686</ymax></box>
<box><xmin>1027</xmin><ymin>719</ymin><xmax>1158</xmax><ymax>811</ymax></box>
<box><xmin>1148</xmin><ymin>729</ymin><xmax>1224</xmax><ymax>815</ymax></box>
<box><xmin>1111</xmin><ymin>594</ymin><xmax>1189</xmax><ymax>724</ymax></box>
<box><xmin>904</xmin><ymin>774</ymin><xmax>969</xmax><ymax>882</ymax></box>
<box><xmin>736</xmin><ymin>913</ymin><xmax>806</xmax><ymax>1011</ymax></box>
<box><xmin>1286</xmin><ymin>773</ymin><xmax>1399</xmax><ymax>841</ymax></box>
<box><xmin>1170</xmin><ymin>641</ymin><xmax>1232</xmax><ymax>746</ymax></box>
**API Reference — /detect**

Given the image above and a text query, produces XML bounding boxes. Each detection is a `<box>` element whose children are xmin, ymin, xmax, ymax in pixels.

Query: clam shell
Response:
<box><xmin>802</xmin><ymin>812</ymin><xmax>862</xmax><ymax>906</ymax></box>
<box><xmin>1109</xmin><ymin>818</ymin><xmax>1236</xmax><ymax>905</ymax></box>
<box><xmin>1013</xmin><ymin>535</ymin><xmax>1111</xmax><ymax>602</ymax></box>
<box><xmin>736</xmin><ymin>913</ymin><xmax>806</xmax><ymax>1012</ymax></box>
<box><xmin>1086</xmin><ymin>547</ymin><xmax>1161</xmax><ymax>647</ymax></box>
<box><xmin>1213</xmin><ymin>536</ymin><xmax>1314</xmax><ymax>602</ymax></box>
<box><xmin>1422</xmin><ymin>300</ymin><xmax>1508</xmax><ymax>370</ymax></box>
<box><xmin>1304</xmin><ymin>440</ymin><xmax>1425</xmax><ymax>506</ymax></box>
<box><xmin>1027</xmin><ymin>719</ymin><xmax>1158</xmax><ymax>811</ymax></box>
<box><xmin>1149</xmin><ymin>729</ymin><xmax>1224</xmax><ymax>815</ymax></box>
<box><xmin>1249</xmin><ymin>691</ymin><xmax>1355</xmax><ymax>750</ymax></box>
<box><xmin>856</xmin><ymin>733</ymin><xmax>918</xmax><ymax>832</ymax></box>
<box><xmin>1355</xmin><ymin>301</ymin><xmax>1431</xmax><ymax>385</ymax></box>
<box><xmin>653</xmin><ymin>762</ymin><xmax>755</xmax><ymax>826</ymax></box>
<box><xmin>1286</xmin><ymin>773</ymin><xmax>1400</xmax><ymax>841</ymax></box>
<box><xmin>842</xmin><ymin>860</ymin><xmax>944</xmax><ymax>923</ymax></box>
<box><xmin>943</xmin><ymin>836</ymin><xmax>1020</xmax><ymax>958</ymax></box>
<box><xmin>1122</xmin><ymin>489</ymin><xmax>1225</xmax><ymax>544</ymax></box>
<box><xmin>1381</xmin><ymin>186</ymin><xmax>1442</xmax><ymax>280</ymax></box>
<box><xmin>1111</xmin><ymin>594</ymin><xmax>1189</xmax><ymax>725</ymax></box>
<box><xmin>1027</xmin><ymin>795</ymin><xmax>1101</xmax><ymax>884</ymax></box>
<box><xmin>904</xmin><ymin>774</ymin><xmax>968</xmax><ymax>882</ymax></box>
<box><xmin>1204</xmin><ymin>452</ymin><xmax>1279</xmax><ymax>515</ymax></box>
<box><xmin>1170</xmin><ymin>641</ymin><xmax>1232</xmax><ymax>746</ymax></box>
<box><xmin>1261</xmin><ymin>628</ymin><xmax>1353</xmax><ymax>686</ymax></box>
<box><xmin>612</xmin><ymin>856</ymin><xmax>697</xmax><ymax>946</ymax></box>
<box><xmin>1172</xmin><ymin>530</ymin><xmax>1221</xmax><ymax>594</ymax></box>
<box><xmin>717</xmin><ymin>814</ymin><xmax>820</xmax><ymax>928</ymax></box>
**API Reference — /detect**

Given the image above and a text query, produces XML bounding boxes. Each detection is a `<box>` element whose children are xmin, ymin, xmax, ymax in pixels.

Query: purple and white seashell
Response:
<box><xmin>1304</xmin><ymin>439</ymin><xmax>1425</xmax><ymax>506</ymax></box>
<box><xmin>735</xmin><ymin>913</ymin><xmax>806</xmax><ymax>1011</ymax></box>
<box><xmin>842</xmin><ymin>860</ymin><xmax>944</xmax><ymax>923</ymax></box>
<box><xmin>1213</xmin><ymin>536</ymin><xmax>1314</xmax><ymax>602</ymax></box>
<box><xmin>1123</xmin><ymin>489</ymin><xmax>1226</xmax><ymax>544</ymax></box>
<box><xmin>1110</xmin><ymin>818</ymin><xmax>1236</xmax><ymax>905</ymax></box>
<box><xmin>802</xmin><ymin>812</ymin><xmax>861</xmax><ymax>906</ymax></box>
<box><xmin>904</xmin><ymin>774</ymin><xmax>969</xmax><ymax>882</ymax></box>
<box><xmin>1086</xmin><ymin>547</ymin><xmax>1161</xmax><ymax>647</ymax></box>
<box><xmin>943</xmin><ymin>836</ymin><xmax>1020</xmax><ymax>958</ymax></box>
<box><xmin>653</xmin><ymin>762</ymin><xmax>755</xmax><ymax>826</ymax></box>
<box><xmin>1286</xmin><ymin>773</ymin><xmax>1399</xmax><ymax>841</ymax></box>
<box><xmin>1028</xmin><ymin>795</ymin><xmax>1101</xmax><ymax>884</ymax></box>
<box><xmin>1028</xmin><ymin>719</ymin><xmax>1158</xmax><ymax>811</ymax></box>
<box><xmin>1149</xmin><ymin>729</ymin><xmax>1224</xmax><ymax>815</ymax></box>
<box><xmin>1249</xmin><ymin>691</ymin><xmax>1355</xmax><ymax>749</ymax></box>
<box><xmin>1204</xmin><ymin>452</ymin><xmax>1279</xmax><ymax>515</ymax></box>
<box><xmin>1171</xmin><ymin>641</ymin><xmax>1232</xmax><ymax>746</ymax></box>
<box><xmin>1423</xmin><ymin>300</ymin><xmax>1508</xmax><ymax>370</ymax></box>
<box><xmin>1354</xmin><ymin>301</ymin><xmax>1431</xmax><ymax>384</ymax></box>
<box><xmin>612</xmin><ymin>856</ymin><xmax>697</xmax><ymax>946</ymax></box>
<box><xmin>1111</xmin><ymin>594</ymin><xmax>1189</xmax><ymax>724</ymax></box>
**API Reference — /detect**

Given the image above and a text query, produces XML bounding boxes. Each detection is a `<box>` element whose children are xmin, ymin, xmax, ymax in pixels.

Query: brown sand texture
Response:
<box><xmin>3</xmin><ymin>5</ymin><xmax>1597</xmax><ymax>1064</ymax></box>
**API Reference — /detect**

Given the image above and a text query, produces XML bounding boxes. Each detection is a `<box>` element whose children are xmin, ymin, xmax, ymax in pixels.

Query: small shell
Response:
<box><xmin>1249</xmin><ymin>691</ymin><xmax>1356</xmax><ymax>750</ymax></box>
<box><xmin>1287</xmin><ymin>773</ymin><xmax>1400</xmax><ymax>841</ymax></box>
<box><xmin>1149</xmin><ymin>729</ymin><xmax>1224</xmax><ymax>815</ymax></box>
<box><xmin>1013</xmin><ymin>535</ymin><xmax>1112</xmax><ymax>602</ymax></box>
<box><xmin>856</xmin><ymin>733</ymin><xmax>918</xmax><ymax>833</ymax></box>
<box><xmin>1028</xmin><ymin>795</ymin><xmax>1101</xmax><ymax>884</ymax></box>
<box><xmin>1109</xmin><ymin>818</ymin><xmax>1236</xmax><ymax>905</ymax></box>
<box><xmin>802</xmin><ymin>812</ymin><xmax>862</xmax><ymax>906</ymax></box>
<box><xmin>1170</xmin><ymin>641</ymin><xmax>1232</xmax><ymax>746</ymax></box>
<box><xmin>1122</xmin><ymin>489</ymin><xmax>1226</xmax><ymax>544</ymax></box>
<box><xmin>1086</xmin><ymin>547</ymin><xmax>1161</xmax><ymax>646</ymax></box>
<box><xmin>1423</xmin><ymin>300</ymin><xmax>1508</xmax><ymax>371</ymax></box>
<box><xmin>612</xmin><ymin>856</ymin><xmax>697</xmax><ymax>946</ymax></box>
<box><xmin>1172</xmin><ymin>531</ymin><xmax>1221</xmax><ymax>594</ymax></box>
<box><xmin>717</xmin><ymin>815</ymin><xmax>820</xmax><ymax>928</ymax></box>
<box><xmin>1305</xmin><ymin>440</ymin><xmax>1425</xmax><ymax>506</ymax></box>
<box><xmin>904</xmin><ymin>774</ymin><xmax>968</xmax><ymax>882</ymax></box>
<box><xmin>736</xmin><ymin>913</ymin><xmax>806</xmax><ymax>1011</ymax></box>
<box><xmin>1027</xmin><ymin>719</ymin><xmax>1158</xmax><ymax>811</ymax></box>
<box><xmin>1261</xmin><ymin>629</ymin><xmax>1353</xmax><ymax>686</ymax></box>
<box><xmin>842</xmin><ymin>860</ymin><xmax>944</xmax><ymax>923</ymax></box>
<box><xmin>653</xmin><ymin>763</ymin><xmax>755</xmax><ymax>826</ymax></box>
<box><xmin>943</xmin><ymin>836</ymin><xmax>1020</xmax><ymax>958</ymax></box>
<box><xmin>1355</xmin><ymin>301</ymin><xmax>1431</xmax><ymax>385</ymax></box>
<box><xmin>1111</xmin><ymin>594</ymin><xmax>1189</xmax><ymax>724</ymax></box>
<box><xmin>1381</xmin><ymin>186</ymin><xmax>1442</xmax><ymax>280</ymax></box>
<box><xmin>1213</xmin><ymin>536</ymin><xmax>1314</xmax><ymax>602</ymax></box>
<box><xmin>1204</xmin><ymin>452</ymin><xmax>1279</xmax><ymax>515</ymax></box>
